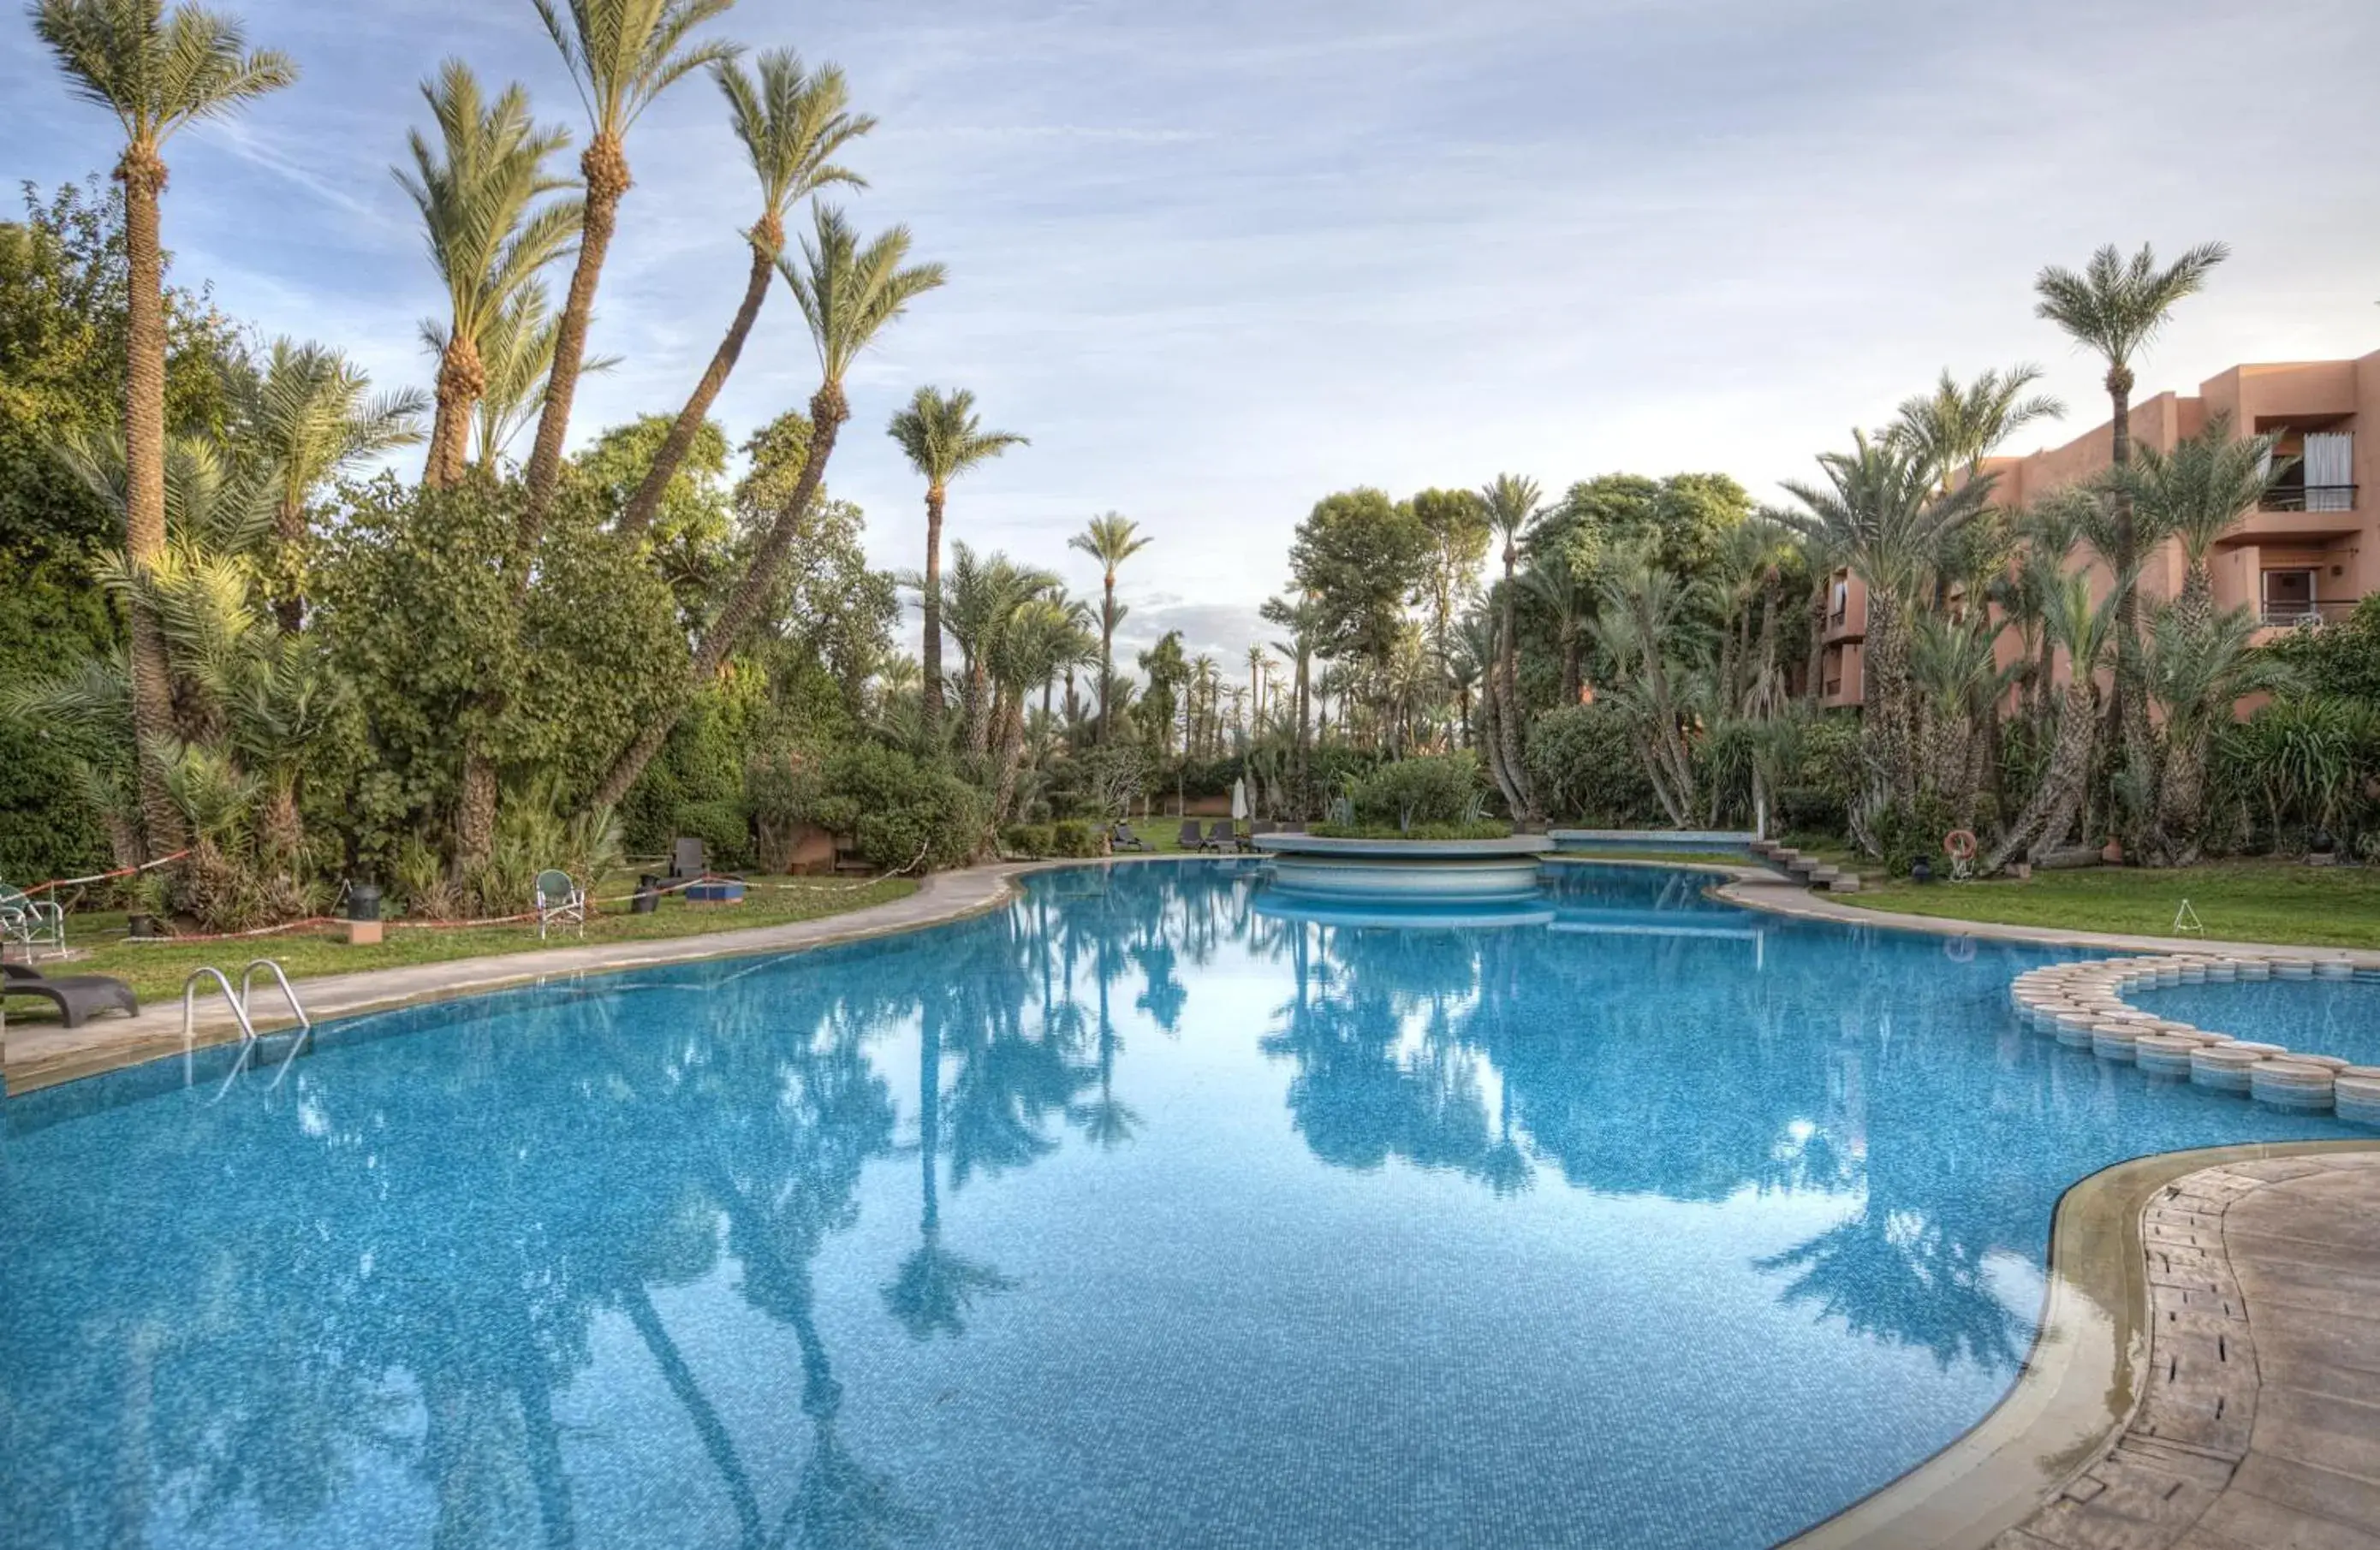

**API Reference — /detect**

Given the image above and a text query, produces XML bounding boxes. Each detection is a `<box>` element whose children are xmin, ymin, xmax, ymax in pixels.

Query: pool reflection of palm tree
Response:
<box><xmin>884</xmin><ymin>997</ymin><xmax>1017</xmax><ymax>1340</ymax></box>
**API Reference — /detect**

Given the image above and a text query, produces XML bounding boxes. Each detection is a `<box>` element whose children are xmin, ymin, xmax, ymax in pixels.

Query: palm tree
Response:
<box><xmin>889</xmin><ymin>388</ymin><xmax>1029</xmax><ymax>745</ymax></box>
<box><xmin>1068</xmin><ymin>514</ymin><xmax>1152</xmax><ymax>745</ymax></box>
<box><xmin>396</xmin><ymin>60</ymin><xmax>580</xmax><ymax>486</ymax></box>
<box><xmin>1590</xmin><ymin>545</ymin><xmax>1704</xmax><ymax>825</ymax></box>
<box><xmin>1261</xmin><ymin>592</ymin><xmax>1324</xmax><ymax>793</ymax></box>
<box><xmin>620</xmin><ymin>50</ymin><xmax>873</xmax><ymax>537</ymax></box>
<box><xmin>521</xmin><ymin>0</ymin><xmax>738</xmax><ymax>528</ymax></box>
<box><xmin>1520</xmin><ymin>545</ymin><xmax>1593</xmax><ymax>708</ymax></box>
<box><xmin>1479</xmin><ymin>474</ymin><xmax>1542</xmax><ymax>822</ymax></box>
<box><xmin>1986</xmin><ymin>570</ymin><xmax>2129</xmax><ymax>872</ymax></box>
<box><xmin>2106</xmin><ymin>412</ymin><xmax>2286</xmax><ymax>633</ymax></box>
<box><xmin>1778</xmin><ymin>431</ymin><xmax>1996</xmax><ymax>846</ymax></box>
<box><xmin>1890</xmin><ymin>365</ymin><xmax>2065</xmax><ymax>490</ymax></box>
<box><xmin>455</xmin><ymin>281</ymin><xmax>621</xmax><ymax>468</ymax></box>
<box><xmin>2142</xmin><ymin>603</ymin><xmax>2295</xmax><ymax>865</ymax></box>
<box><xmin>2034</xmin><ymin>240</ymin><xmax>2229</xmax><ymax>779</ymax></box>
<box><xmin>591</xmin><ymin>206</ymin><xmax>943</xmax><ymax>807</ymax></box>
<box><xmin>33</xmin><ymin>0</ymin><xmax>297</xmax><ymax>857</ymax></box>
<box><xmin>241</xmin><ymin>340</ymin><xmax>427</xmax><ymax>632</ymax></box>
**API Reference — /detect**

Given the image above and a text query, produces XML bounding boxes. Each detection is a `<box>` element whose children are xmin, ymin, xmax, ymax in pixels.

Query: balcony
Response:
<box><xmin>2260</xmin><ymin>484</ymin><xmax>2357</xmax><ymax>513</ymax></box>
<box><xmin>2258</xmin><ymin>600</ymin><xmax>2359</xmax><ymax>630</ymax></box>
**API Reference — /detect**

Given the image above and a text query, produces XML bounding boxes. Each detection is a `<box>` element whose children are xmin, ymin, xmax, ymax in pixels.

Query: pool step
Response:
<box><xmin>1759</xmin><ymin>844</ymin><xmax>1859</xmax><ymax>894</ymax></box>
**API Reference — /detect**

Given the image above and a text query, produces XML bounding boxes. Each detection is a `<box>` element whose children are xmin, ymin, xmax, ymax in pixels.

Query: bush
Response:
<box><xmin>792</xmin><ymin>741</ymin><xmax>985</xmax><ymax>872</ymax></box>
<box><xmin>1346</xmin><ymin>751</ymin><xmax>1485</xmax><ymax>829</ymax></box>
<box><xmin>1310</xmin><ymin>820</ymin><xmax>1511</xmax><ymax>841</ymax></box>
<box><xmin>1003</xmin><ymin>823</ymin><xmax>1055</xmax><ymax>858</ymax></box>
<box><xmin>1050</xmin><ymin>818</ymin><xmax>1104</xmax><ymax>857</ymax></box>
<box><xmin>671</xmin><ymin>798</ymin><xmax>750</xmax><ymax>871</ymax></box>
<box><xmin>1526</xmin><ymin>704</ymin><xmax>1659</xmax><ymax>824</ymax></box>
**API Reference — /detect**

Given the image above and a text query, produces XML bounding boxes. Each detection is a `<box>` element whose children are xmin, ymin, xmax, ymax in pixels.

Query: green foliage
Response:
<box><xmin>1530</xmin><ymin>472</ymin><xmax>1752</xmax><ymax>579</ymax></box>
<box><xmin>2266</xmin><ymin>595</ymin><xmax>2380</xmax><ymax>708</ymax></box>
<box><xmin>1050</xmin><ymin>818</ymin><xmax>1102</xmax><ymax>857</ymax></box>
<box><xmin>1347</xmin><ymin>751</ymin><xmax>1485</xmax><ymax>829</ymax></box>
<box><xmin>314</xmin><ymin>472</ymin><xmax>683</xmax><ymax>864</ymax></box>
<box><xmin>1001</xmin><ymin>823</ymin><xmax>1054</xmax><ymax>858</ymax></box>
<box><xmin>669</xmin><ymin>797</ymin><xmax>749</xmax><ymax>870</ymax></box>
<box><xmin>1526</xmin><ymin>703</ymin><xmax>1658</xmax><ymax>824</ymax></box>
<box><xmin>783</xmin><ymin>740</ymin><xmax>985</xmax><ymax>871</ymax></box>
<box><xmin>1288</xmin><ymin>488</ymin><xmax>1431</xmax><ymax>668</ymax></box>
<box><xmin>1310</xmin><ymin>821</ymin><xmax>1511</xmax><ymax>841</ymax></box>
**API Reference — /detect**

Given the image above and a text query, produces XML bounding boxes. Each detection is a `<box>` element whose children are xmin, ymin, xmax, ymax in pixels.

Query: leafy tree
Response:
<box><xmin>1477</xmin><ymin>475</ymin><xmax>1539</xmax><ymax>820</ymax></box>
<box><xmin>1408</xmin><ymin>485</ymin><xmax>1488</xmax><ymax>664</ymax></box>
<box><xmin>890</xmin><ymin>387</ymin><xmax>1027</xmax><ymax>745</ymax></box>
<box><xmin>1288</xmin><ymin>486</ymin><xmax>1429</xmax><ymax>678</ymax></box>
<box><xmin>32</xmin><ymin>0</ymin><xmax>297</xmax><ymax>858</ymax></box>
<box><xmin>574</xmin><ymin>413</ymin><xmax>732</xmax><ymax>621</ymax></box>
<box><xmin>1135</xmin><ymin>631</ymin><xmax>1188</xmax><ymax>762</ymax></box>
<box><xmin>622</xmin><ymin>50</ymin><xmax>873</xmax><ymax>535</ymax></box>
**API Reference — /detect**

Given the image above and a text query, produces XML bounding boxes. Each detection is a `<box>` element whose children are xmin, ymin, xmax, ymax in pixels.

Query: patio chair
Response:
<box><xmin>1204</xmin><ymin>820</ymin><xmax>1235</xmax><ymax>852</ymax></box>
<box><xmin>1</xmin><ymin>883</ymin><xmax>66</xmax><ymax>956</ymax></box>
<box><xmin>1176</xmin><ymin>819</ymin><xmax>1202</xmax><ymax>850</ymax></box>
<box><xmin>1243</xmin><ymin>820</ymin><xmax>1276</xmax><ymax>852</ymax></box>
<box><xmin>668</xmin><ymin>836</ymin><xmax>707</xmax><ymax>880</ymax></box>
<box><xmin>1110</xmin><ymin>821</ymin><xmax>1151</xmax><ymax>852</ymax></box>
<box><xmin>534</xmin><ymin>869</ymin><xmax>586</xmax><ymax>940</ymax></box>
<box><xmin>2</xmin><ymin>961</ymin><xmax>136</xmax><ymax>1029</ymax></box>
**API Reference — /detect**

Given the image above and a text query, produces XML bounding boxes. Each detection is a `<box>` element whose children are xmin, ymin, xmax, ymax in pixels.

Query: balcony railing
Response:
<box><xmin>2259</xmin><ymin>484</ymin><xmax>2357</xmax><ymax>513</ymax></box>
<box><xmin>2258</xmin><ymin>600</ymin><xmax>2359</xmax><ymax>630</ymax></box>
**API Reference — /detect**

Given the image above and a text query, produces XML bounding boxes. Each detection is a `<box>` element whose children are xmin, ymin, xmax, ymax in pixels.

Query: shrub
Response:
<box><xmin>1003</xmin><ymin>823</ymin><xmax>1055</xmax><ymax>858</ymax></box>
<box><xmin>1050</xmin><ymin>819</ymin><xmax>1104</xmax><ymax>857</ymax></box>
<box><xmin>1347</xmin><ymin>751</ymin><xmax>1485</xmax><ymax>830</ymax></box>
<box><xmin>791</xmin><ymin>741</ymin><xmax>986</xmax><ymax>872</ymax></box>
<box><xmin>1526</xmin><ymin>704</ymin><xmax>1658</xmax><ymax>824</ymax></box>
<box><xmin>1310</xmin><ymin>820</ymin><xmax>1511</xmax><ymax>841</ymax></box>
<box><xmin>671</xmin><ymin>798</ymin><xmax>750</xmax><ymax>871</ymax></box>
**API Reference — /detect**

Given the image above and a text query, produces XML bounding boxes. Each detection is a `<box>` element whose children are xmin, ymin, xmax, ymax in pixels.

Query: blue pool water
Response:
<box><xmin>2132</xmin><ymin>976</ymin><xmax>2380</xmax><ymax>1067</ymax></box>
<box><xmin>2</xmin><ymin>862</ymin><xmax>2358</xmax><ymax>1550</ymax></box>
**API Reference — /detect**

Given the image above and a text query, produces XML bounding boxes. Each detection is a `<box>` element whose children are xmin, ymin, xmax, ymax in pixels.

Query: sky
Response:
<box><xmin>9</xmin><ymin>0</ymin><xmax>2379</xmax><ymax>668</ymax></box>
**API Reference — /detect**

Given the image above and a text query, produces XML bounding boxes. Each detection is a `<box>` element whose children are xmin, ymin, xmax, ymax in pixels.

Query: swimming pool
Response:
<box><xmin>1</xmin><ymin>862</ymin><xmax>2356</xmax><ymax>1549</ymax></box>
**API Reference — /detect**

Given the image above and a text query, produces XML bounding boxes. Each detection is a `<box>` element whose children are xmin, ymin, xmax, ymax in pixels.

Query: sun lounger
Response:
<box><xmin>1176</xmin><ymin>820</ymin><xmax>1202</xmax><ymax>850</ymax></box>
<box><xmin>1204</xmin><ymin>820</ymin><xmax>1235</xmax><ymax>852</ymax></box>
<box><xmin>1111</xmin><ymin>822</ymin><xmax>1151</xmax><ymax>852</ymax></box>
<box><xmin>2</xmin><ymin>961</ymin><xmax>138</xmax><ymax>1029</ymax></box>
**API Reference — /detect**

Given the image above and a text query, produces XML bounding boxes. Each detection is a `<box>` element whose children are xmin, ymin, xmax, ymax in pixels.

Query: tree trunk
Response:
<box><xmin>1804</xmin><ymin>581</ymin><xmax>1829</xmax><ymax>705</ymax></box>
<box><xmin>1097</xmin><ymin>578</ymin><xmax>1116</xmax><ymax>745</ymax></box>
<box><xmin>1558</xmin><ymin>624</ymin><xmax>1580</xmax><ymax>707</ymax></box>
<box><xmin>424</xmin><ymin>331</ymin><xmax>484</xmax><ymax>489</ymax></box>
<box><xmin>1496</xmin><ymin>559</ymin><xmax>1535</xmax><ymax>822</ymax></box>
<box><xmin>522</xmin><ymin>134</ymin><xmax>628</xmax><ymax>547</ymax></box>
<box><xmin>455</xmin><ymin>751</ymin><xmax>498</xmax><ymax>876</ymax></box>
<box><xmin>118</xmin><ymin>150</ymin><xmax>185</xmax><ymax>858</ymax></box>
<box><xmin>620</xmin><ymin>232</ymin><xmax>776</xmax><ymax>537</ymax></box>
<box><xmin>1859</xmin><ymin>588</ymin><xmax>1915</xmax><ymax>840</ymax></box>
<box><xmin>591</xmin><ymin>386</ymin><xmax>848</xmax><ymax>809</ymax></box>
<box><xmin>1985</xmin><ymin>681</ymin><xmax>2096</xmax><ymax>872</ymax></box>
<box><xmin>2103</xmin><ymin>371</ymin><xmax>2155</xmax><ymax>838</ymax></box>
<box><xmin>273</xmin><ymin>495</ymin><xmax>307</xmax><ymax>635</ymax></box>
<box><xmin>992</xmin><ymin>698</ymin><xmax>1026</xmax><ymax>824</ymax></box>
<box><xmin>919</xmin><ymin>487</ymin><xmax>948</xmax><ymax>747</ymax></box>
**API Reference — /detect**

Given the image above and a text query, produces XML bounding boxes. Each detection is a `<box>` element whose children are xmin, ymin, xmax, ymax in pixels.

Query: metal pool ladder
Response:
<box><xmin>182</xmin><ymin>959</ymin><xmax>313</xmax><ymax>1095</ymax></box>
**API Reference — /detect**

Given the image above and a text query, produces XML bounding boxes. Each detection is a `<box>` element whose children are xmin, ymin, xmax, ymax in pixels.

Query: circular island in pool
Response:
<box><xmin>1251</xmin><ymin>830</ymin><xmax>1555</xmax><ymax>901</ymax></box>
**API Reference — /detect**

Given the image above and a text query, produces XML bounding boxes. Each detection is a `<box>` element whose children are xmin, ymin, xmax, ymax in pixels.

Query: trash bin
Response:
<box><xmin>633</xmin><ymin>874</ymin><xmax>662</xmax><ymax>914</ymax></box>
<box><xmin>348</xmin><ymin>882</ymin><xmax>382</xmax><ymax>921</ymax></box>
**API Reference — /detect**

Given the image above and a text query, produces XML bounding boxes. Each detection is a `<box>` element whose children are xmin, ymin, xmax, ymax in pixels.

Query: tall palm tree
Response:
<box><xmin>241</xmin><ymin>340</ymin><xmax>428</xmax><ymax>632</ymax></box>
<box><xmin>521</xmin><ymin>0</ymin><xmax>738</xmax><ymax>530</ymax></box>
<box><xmin>1890</xmin><ymin>365</ymin><xmax>2065</xmax><ymax>490</ymax></box>
<box><xmin>2106</xmin><ymin>412</ymin><xmax>2286</xmax><ymax>633</ymax></box>
<box><xmin>1261</xmin><ymin>592</ymin><xmax>1324</xmax><ymax>788</ymax></box>
<box><xmin>620</xmin><ymin>50</ymin><xmax>873</xmax><ymax>537</ymax></box>
<box><xmin>1479</xmin><ymin>474</ymin><xmax>1541</xmax><ymax>822</ymax></box>
<box><xmin>1778</xmin><ymin>431</ymin><xmax>1996</xmax><ymax>845</ymax></box>
<box><xmin>592</xmin><ymin>206</ymin><xmax>943</xmax><ymax>806</ymax></box>
<box><xmin>1245</xmin><ymin>644</ymin><xmax>1270</xmax><ymax>732</ymax></box>
<box><xmin>889</xmin><ymin>387</ymin><xmax>1028</xmax><ymax>746</ymax></box>
<box><xmin>2034</xmin><ymin>240</ymin><xmax>2228</xmax><ymax>779</ymax></box>
<box><xmin>1591</xmin><ymin>545</ymin><xmax>1704</xmax><ymax>826</ymax></box>
<box><xmin>33</xmin><ymin>0</ymin><xmax>297</xmax><ymax>856</ymax></box>
<box><xmin>396</xmin><ymin>60</ymin><xmax>580</xmax><ymax>486</ymax></box>
<box><xmin>1068</xmin><ymin>513</ymin><xmax>1152</xmax><ymax>745</ymax></box>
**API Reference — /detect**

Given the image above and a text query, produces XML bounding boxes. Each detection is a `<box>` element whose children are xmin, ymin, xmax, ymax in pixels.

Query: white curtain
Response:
<box><xmin>2304</xmin><ymin>432</ymin><xmax>2353</xmax><ymax>511</ymax></box>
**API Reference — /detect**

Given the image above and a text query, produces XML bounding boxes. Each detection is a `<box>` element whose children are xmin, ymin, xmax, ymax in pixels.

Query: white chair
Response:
<box><xmin>1</xmin><ymin>883</ymin><xmax>66</xmax><ymax>957</ymax></box>
<box><xmin>534</xmin><ymin>869</ymin><xmax>586</xmax><ymax>940</ymax></box>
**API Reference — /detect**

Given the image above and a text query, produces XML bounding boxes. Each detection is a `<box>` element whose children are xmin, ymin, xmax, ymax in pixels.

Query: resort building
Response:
<box><xmin>1818</xmin><ymin>349</ymin><xmax>2379</xmax><ymax>710</ymax></box>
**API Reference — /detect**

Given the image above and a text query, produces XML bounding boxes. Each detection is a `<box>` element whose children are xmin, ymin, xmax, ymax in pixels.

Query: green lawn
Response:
<box><xmin>1844</xmin><ymin>859</ymin><xmax>2380</xmax><ymax>949</ymax></box>
<box><xmin>9</xmin><ymin>874</ymin><xmax>918</xmax><ymax>1013</ymax></box>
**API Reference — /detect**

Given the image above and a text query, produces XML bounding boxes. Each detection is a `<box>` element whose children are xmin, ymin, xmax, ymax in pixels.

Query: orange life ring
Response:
<box><xmin>1943</xmin><ymin>829</ymin><xmax>1978</xmax><ymax>860</ymax></box>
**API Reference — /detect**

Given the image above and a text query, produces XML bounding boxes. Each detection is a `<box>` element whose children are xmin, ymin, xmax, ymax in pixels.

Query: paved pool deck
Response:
<box><xmin>5</xmin><ymin>851</ymin><xmax>2376</xmax><ymax>1547</ymax></box>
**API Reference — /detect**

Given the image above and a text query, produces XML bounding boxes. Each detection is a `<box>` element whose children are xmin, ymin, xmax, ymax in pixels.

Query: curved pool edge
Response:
<box><xmin>2</xmin><ymin>865</ymin><xmax>1032</xmax><ymax>1097</ymax></box>
<box><xmin>1783</xmin><ymin>1137</ymin><xmax>2380</xmax><ymax>1550</ymax></box>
